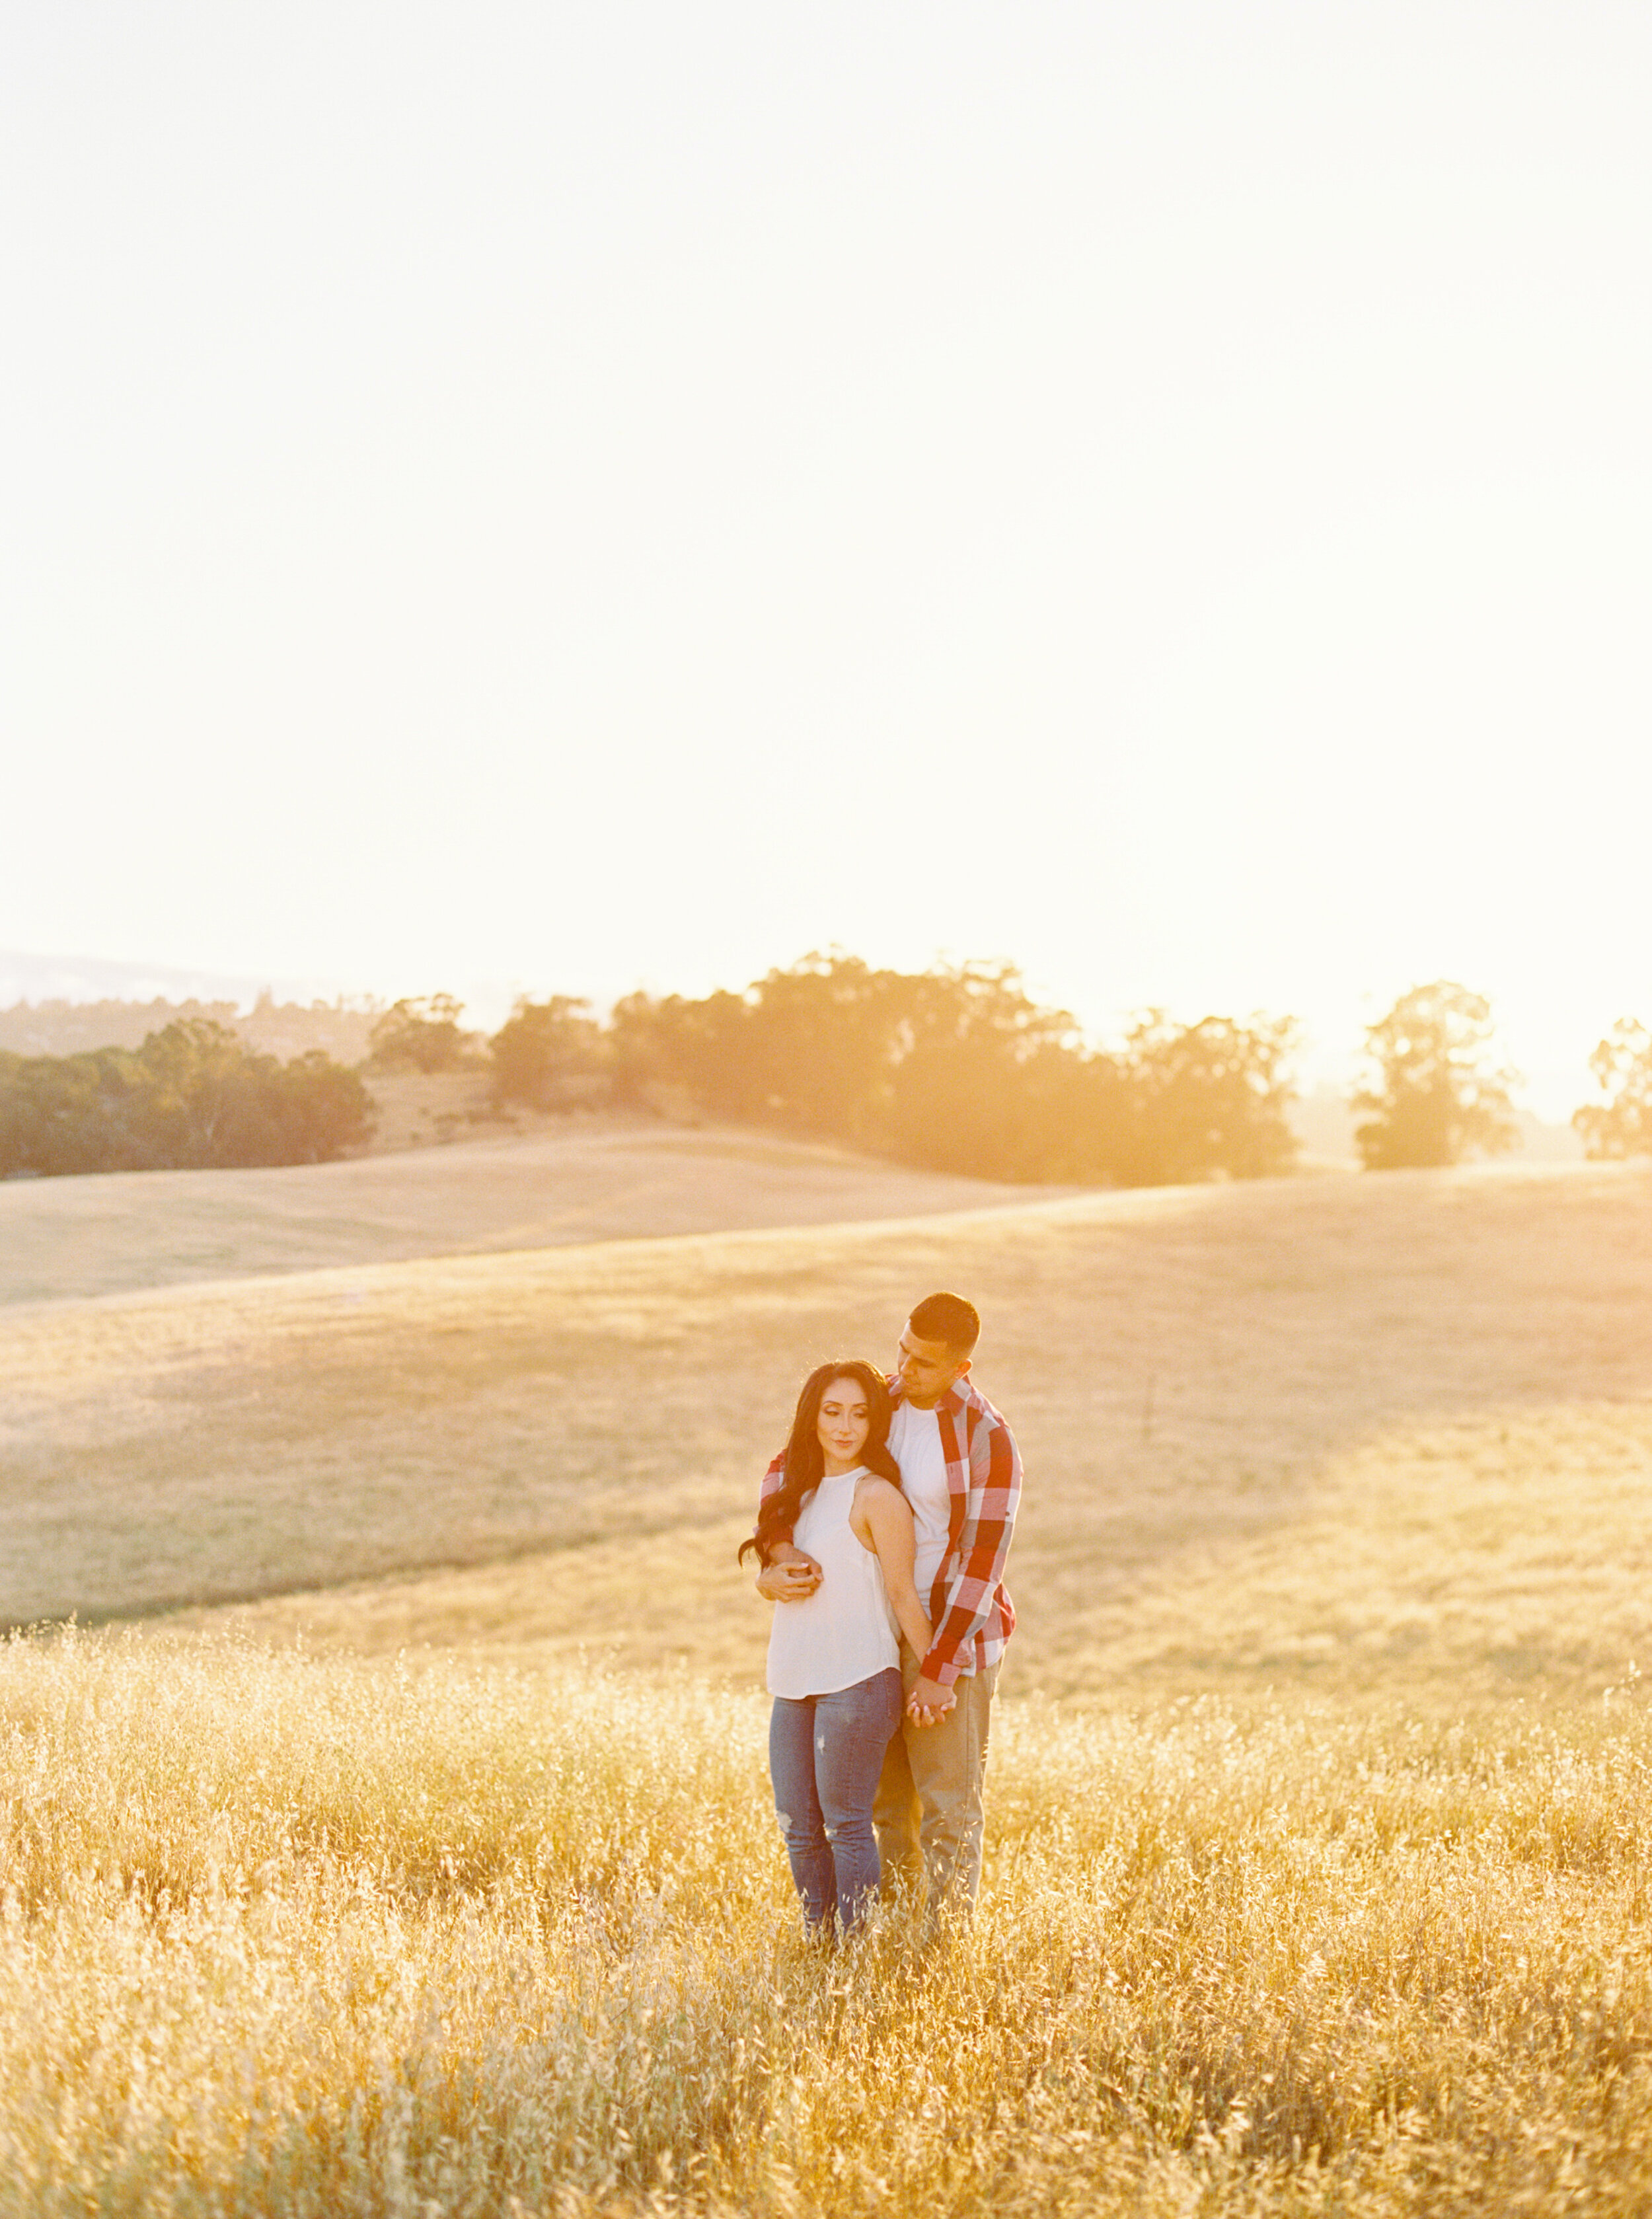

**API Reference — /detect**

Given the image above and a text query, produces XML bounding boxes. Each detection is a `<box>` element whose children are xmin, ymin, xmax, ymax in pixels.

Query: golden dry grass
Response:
<box><xmin>186</xmin><ymin>1400</ymin><xmax>1652</xmax><ymax>1718</ymax></box>
<box><xmin>3</xmin><ymin>1160</ymin><xmax>1648</xmax><ymax>1662</ymax></box>
<box><xmin>5</xmin><ymin>1631</ymin><xmax>1652</xmax><ymax>2216</ymax></box>
<box><xmin>5</xmin><ymin>1156</ymin><xmax>1652</xmax><ymax>2210</ymax></box>
<box><xmin>0</xmin><ymin>1113</ymin><xmax>1047</xmax><ymax>1306</ymax></box>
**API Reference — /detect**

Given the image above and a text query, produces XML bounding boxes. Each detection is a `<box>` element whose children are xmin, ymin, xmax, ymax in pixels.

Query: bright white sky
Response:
<box><xmin>4</xmin><ymin>2</ymin><xmax>1649</xmax><ymax>1115</ymax></box>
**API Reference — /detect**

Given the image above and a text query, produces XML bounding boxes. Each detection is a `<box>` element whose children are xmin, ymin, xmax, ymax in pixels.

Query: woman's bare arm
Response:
<box><xmin>755</xmin><ymin>1540</ymin><xmax>821</xmax><ymax>1601</ymax></box>
<box><xmin>854</xmin><ymin>1480</ymin><xmax>932</xmax><ymax>1661</ymax></box>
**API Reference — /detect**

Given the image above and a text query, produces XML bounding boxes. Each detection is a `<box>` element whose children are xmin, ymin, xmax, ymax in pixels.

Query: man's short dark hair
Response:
<box><xmin>909</xmin><ymin>1291</ymin><xmax>981</xmax><ymax>1355</ymax></box>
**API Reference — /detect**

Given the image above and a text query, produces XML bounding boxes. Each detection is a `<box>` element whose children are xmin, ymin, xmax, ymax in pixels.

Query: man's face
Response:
<box><xmin>895</xmin><ymin>1322</ymin><xmax>971</xmax><ymax>1409</ymax></box>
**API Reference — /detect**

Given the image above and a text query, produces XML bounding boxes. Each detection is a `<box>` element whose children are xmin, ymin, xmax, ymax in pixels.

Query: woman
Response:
<box><xmin>739</xmin><ymin>1359</ymin><xmax>932</xmax><ymax>1934</ymax></box>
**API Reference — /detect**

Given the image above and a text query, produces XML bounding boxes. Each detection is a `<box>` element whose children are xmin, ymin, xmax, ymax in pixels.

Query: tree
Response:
<box><xmin>737</xmin><ymin>952</ymin><xmax>905</xmax><ymax>1147</ymax></box>
<box><xmin>136</xmin><ymin>1018</ymin><xmax>265</xmax><ymax>1164</ymax></box>
<box><xmin>489</xmin><ymin>997</ymin><xmax>607</xmax><ymax>1109</ymax></box>
<box><xmin>1573</xmin><ymin>1018</ymin><xmax>1652</xmax><ymax>1159</ymax></box>
<box><xmin>878</xmin><ymin>960</ymin><xmax>1080</xmax><ymax>1180</ymax></box>
<box><xmin>608</xmin><ymin>987</ymin><xmax>761</xmax><ymax>1118</ymax></box>
<box><xmin>0</xmin><ymin>1023</ymin><xmax>373</xmax><ymax>1176</ymax></box>
<box><xmin>260</xmin><ymin>1048</ymin><xmax>377</xmax><ymax>1162</ymax></box>
<box><xmin>0</xmin><ymin>1043</ymin><xmax>158</xmax><ymax>1175</ymax></box>
<box><xmin>1117</xmin><ymin>1011</ymin><xmax>1301</xmax><ymax>1185</ymax></box>
<box><xmin>1351</xmin><ymin>981</ymin><xmax>1519</xmax><ymax>1170</ymax></box>
<box><xmin>365</xmin><ymin>995</ymin><xmax>476</xmax><ymax>1073</ymax></box>
<box><xmin>605</xmin><ymin>954</ymin><xmax>1304</xmax><ymax>1187</ymax></box>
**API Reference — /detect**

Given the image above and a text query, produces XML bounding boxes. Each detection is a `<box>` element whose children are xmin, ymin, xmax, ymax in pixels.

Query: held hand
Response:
<box><xmin>755</xmin><ymin>1554</ymin><xmax>822</xmax><ymax>1603</ymax></box>
<box><xmin>906</xmin><ymin>1673</ymin><xmax>956</xmax><ymax>1727</ymax></box>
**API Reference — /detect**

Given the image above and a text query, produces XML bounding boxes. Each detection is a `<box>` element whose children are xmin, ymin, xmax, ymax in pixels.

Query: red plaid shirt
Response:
<box><xmin>757</xmin><ymin>1376</ymin><xmax>1022</xmax><ymax>1688</ymax></box>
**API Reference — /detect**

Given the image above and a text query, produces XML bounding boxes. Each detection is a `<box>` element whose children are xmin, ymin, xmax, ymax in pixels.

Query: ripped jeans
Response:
<box><xmin>769</xmin><ymin>1667</ymin><xmax>903</xmax><ymax>1931</ymax></box>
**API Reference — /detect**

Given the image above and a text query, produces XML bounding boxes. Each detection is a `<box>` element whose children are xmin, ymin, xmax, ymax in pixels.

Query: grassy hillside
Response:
<box><xmin>7</xmin><ymin>1158</ymin><xmax>1652</xmax><ymax>2212</ymax></box>
<box><xmin>0</xmin><ymin>1114</ymin><xmax>1050</xmax><ymax>1306</ymax></box>
<box><xmin>5</xmin><ymin>1160</ymin><xmax>1649</xmax><ymax>1710</ymax></box>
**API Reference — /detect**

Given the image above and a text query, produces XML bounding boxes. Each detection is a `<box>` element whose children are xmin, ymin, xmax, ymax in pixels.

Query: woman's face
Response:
<box><xmin>816</xmin><ymin>1375</ymin><xmax>872</xmax><ymax>1471</ymax></box>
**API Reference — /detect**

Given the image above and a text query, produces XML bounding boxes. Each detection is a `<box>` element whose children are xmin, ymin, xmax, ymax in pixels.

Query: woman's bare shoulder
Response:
<box><xmin>854</xmin><ymin>1474</ymin><xmax>912</xmax><ymax>1514</ymax></box>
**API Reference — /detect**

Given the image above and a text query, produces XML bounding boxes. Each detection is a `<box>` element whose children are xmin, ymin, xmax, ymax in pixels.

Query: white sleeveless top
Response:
<box><xmin>765</xmin><ymin>1467</ymin><xmax>901</xmax><ymax>1698</ymax></box>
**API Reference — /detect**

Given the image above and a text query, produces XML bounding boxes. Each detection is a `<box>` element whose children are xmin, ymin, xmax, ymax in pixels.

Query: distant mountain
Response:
<box><xmin>0</xmin><ymin>948</ymin><xmax>318</xmax><ymax>1010</ymax></box>
<box><xmin>0</xmin><ymin>993</ymin><xmax>382</xmax><ymax>1067</ymax></box>
<box><xmin>0</xmin><ymin>952</ymin><xmax>381</xmax><ymax>1067</ymax></box>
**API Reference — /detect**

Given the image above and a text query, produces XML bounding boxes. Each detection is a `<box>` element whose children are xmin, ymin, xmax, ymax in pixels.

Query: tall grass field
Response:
<box><xmin>7</xmin><ymin>1634</ymin><xmax>1652</xmax><ymax>2216</ymax></box>
<box><xmin>3</xmin><ymin>1152</ymin><xmax>1651</xmax><ymax>2212</ymax></box>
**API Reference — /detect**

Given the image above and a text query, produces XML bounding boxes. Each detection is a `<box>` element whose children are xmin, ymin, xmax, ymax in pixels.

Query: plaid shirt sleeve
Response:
<box><xmin>919</xmin><ymin>1402</ymin><xmax>1022</xmax><ymax>1688</ymax></box>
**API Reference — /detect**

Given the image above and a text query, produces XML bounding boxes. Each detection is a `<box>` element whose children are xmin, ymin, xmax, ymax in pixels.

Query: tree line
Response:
<box><xmin>464</xmin><ymin>959</ymin><xmax>1652</xmax><ymax>1178</ymax></box>
<box><xmin>0</xmin><ymin>1020</ymin><xmax>373</xmax><ymax>1176</ymax></box>
<box><xmin>367</xmin><ymin>956</ymin><xmax>1301</xmax><ymax>1187</ymax></box>
<box><xmin>7</xmin><ymin>954</ymin><xmax>1651</xmax><ymax>1182</ymax></box>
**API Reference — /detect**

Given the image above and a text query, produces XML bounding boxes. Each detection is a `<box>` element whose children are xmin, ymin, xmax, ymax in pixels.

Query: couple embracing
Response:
<box><xmin>741</xmin><ymin>1291</ymin><xmax>1023</xmax><ymax>1935</ymax></box>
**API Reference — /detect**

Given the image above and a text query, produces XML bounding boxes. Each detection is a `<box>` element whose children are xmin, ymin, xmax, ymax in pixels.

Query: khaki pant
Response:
<box><xmin>874</xmin><ymin>1641</ymin><xmax>1000</xmax><ymax>1914</ymax></box>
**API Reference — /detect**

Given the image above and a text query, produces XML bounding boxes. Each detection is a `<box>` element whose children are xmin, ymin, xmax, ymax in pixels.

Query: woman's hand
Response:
<box><xmin>755</xmin><ymin>1542</ymin><xmax>821</xmax><ymax>1602</ymax></box>
<box><xmin>906</xmin><ymin>1672</ymin><xmax>956</xmax><ymax>1727</ymax></box>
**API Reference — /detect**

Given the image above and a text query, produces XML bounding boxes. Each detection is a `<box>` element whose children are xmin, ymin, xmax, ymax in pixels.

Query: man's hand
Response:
<box><xmin>755</xmin><ymin>1544</ymin><xmax>821</xmax><ymax>1603</ymax></box>
<box><xmin>906</xmin><ymin>1673</ymin><xmax>956</xmax><ymax>1727</ymax></box>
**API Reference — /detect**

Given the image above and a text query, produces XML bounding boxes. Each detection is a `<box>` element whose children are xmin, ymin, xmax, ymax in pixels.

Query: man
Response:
<box><xmin>755</xmin><ymin>1290</ymin><xmax>1022</xmax><ymax>1914</ymax></box>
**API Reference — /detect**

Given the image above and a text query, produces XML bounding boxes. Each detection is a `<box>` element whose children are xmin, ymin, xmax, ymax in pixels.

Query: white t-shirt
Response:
<box><xmin>888</xmin><ymin>1399</ymin><xmax>952</xmax><ymax>1602</ymax></box>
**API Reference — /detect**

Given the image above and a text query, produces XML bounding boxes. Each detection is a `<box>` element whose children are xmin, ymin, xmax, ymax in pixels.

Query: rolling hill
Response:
<box><xmin>8</xmin><ymin>1149</ymin><xmax>1652</xmax><ymax>2214</ymax></box>
<box><xmin>0</xmin><ymin>1114</ymin><xmax>1055</xmax><ymax>1306</ymax></box>
<box><xmin>5</xmin><ymin>1156</ymin><xmax>1649</xmax><ymax>1711</ymax></box>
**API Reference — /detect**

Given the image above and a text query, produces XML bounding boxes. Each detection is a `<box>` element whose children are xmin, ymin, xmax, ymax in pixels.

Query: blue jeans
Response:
<box><xmin>769</xmin><ymin>1667</ymin><xmax>903</xmax><ymax>1931</ymax></box>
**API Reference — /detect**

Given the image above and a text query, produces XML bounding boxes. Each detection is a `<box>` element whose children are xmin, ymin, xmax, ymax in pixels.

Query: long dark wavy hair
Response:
<box><xmin>738</xmin><ymin>1359</ymin><xmax>903</xmax><ymax>1567</ymax></box>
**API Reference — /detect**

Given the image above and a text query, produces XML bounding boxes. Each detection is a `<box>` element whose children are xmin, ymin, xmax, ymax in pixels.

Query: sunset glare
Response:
<box><xmin>5</xmin><ymin>2</ymin><xmax>1649</xmax><ymax>1114</ymax></box>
